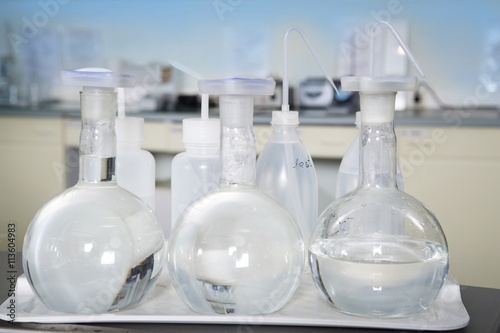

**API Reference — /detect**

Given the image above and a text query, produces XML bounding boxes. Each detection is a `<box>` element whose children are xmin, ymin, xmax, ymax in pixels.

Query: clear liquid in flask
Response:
<box><xmin>309</xmin><ymin>235</ymin><xmax>448</xmax><ymax>317</ymax></box>
<box><xmin>23</xmin><ymin>185</ymin><xmax>164</xmax><ymax>314</ymax></box>
<box><xmin>168</xmin><ymin>188</ymin><xmax>304</xmax><ymax>315</ymax></box>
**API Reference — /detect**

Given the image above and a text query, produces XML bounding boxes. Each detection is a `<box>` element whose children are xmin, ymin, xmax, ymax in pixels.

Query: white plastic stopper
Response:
<box><xmin>182</xmin><ymin>118</ymin><xmax>220</xmax><ymax>145</ymax></box>
<box><xmin>271</xmin><ymin>110</ymin><xmax>299</xmax><ymax>126</ymax></box>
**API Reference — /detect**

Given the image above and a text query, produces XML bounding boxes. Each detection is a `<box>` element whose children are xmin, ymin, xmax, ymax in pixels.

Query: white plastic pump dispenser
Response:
<box><xmin>116</xmin><ymin>88</ymin><xmax>156</xmax><ymax>211</ymax></box>
<box><xmin>22</xmin><ymin>68</ymin><xmax>165</xmax><ymax>314</ymax></box>
<box><xmin>168</xmin><ymin>78</ymin><xmax>304</xmax><ymax>315</ymax></box>
<box><xmin>257</xmin><ymin>27</ymin><xmax>338</xmax><ymax>246</ymax></box>
<box><xmin>309</xmin><ymin>76</ymin><xmax>449</xmax><ymax>318</ymax></box>
<box><xmin>171</xmin><ymin>94</ymin><xmax>220</xmax><ymax>229</ymax></box>
<box><xmin>336</xmin><ymin>111</ymin><xmax>404</xmax><ymax>198</ymax></box>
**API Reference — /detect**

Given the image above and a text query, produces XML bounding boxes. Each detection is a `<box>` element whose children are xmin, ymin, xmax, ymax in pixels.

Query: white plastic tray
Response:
<box><xmin>0</xmin><ymin>271</ymin><xmax>469</xmax><ymax>331</ymax></box>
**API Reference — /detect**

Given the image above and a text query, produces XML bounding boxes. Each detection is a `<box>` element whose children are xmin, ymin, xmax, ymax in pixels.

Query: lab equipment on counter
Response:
<box><xmin>22</xmin><ymin>68</ymin><xmax>165</xmax><ymax>314</ymax></box>
<box><xmin>116</xmin><ymin>87</ymin><xmax>156</xmax><ymax>210</ymax></box>
<box><xmin>309</xmin><ymin>76</ymin><xmax>449</xmax><ymax>318</ymax></box>
<box><xmin>257</xmin><ymin>27</ymin><xmax>338</xmax><ymax>247</ymax></box>
<box><xmin>168</xmin><ymin>78</ymin><xmax>304</xmax><ymax>315</ymax></box>
<box><xmin>299</xmin><ymin>78</ymin><xmax>335</xmax><ymax>108</ymax></box>
<box><xmin>335</xmin><ymin>111</ymin><xmax>404</xmax><ymax>198</ymax></box>
<box><xmin>171</xmin><ymin>94</ymin><xmax>220</xmax><ymax>229</ymax></box>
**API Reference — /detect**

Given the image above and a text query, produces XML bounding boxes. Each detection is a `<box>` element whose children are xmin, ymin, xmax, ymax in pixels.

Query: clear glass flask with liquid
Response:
<box><xmin>309</xmin><ymin>76</ymin><xmax>449</xmax><ymax>318</ymax></box>
<box><xmin>22</xmin><ymin>69</ymin><xmax>165</xmax><ymax>314</ymax></box>
<box><xmin>167</xmin><ymin>78</ymin><xmax>305</xmax><ymax>315</ymax></box>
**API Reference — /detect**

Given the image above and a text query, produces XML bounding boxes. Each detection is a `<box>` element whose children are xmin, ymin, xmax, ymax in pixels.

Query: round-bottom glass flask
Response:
<box><xmin>168</xmin><ymin>78</ymin><xmax>305</xmax><ymax>315</ymax></box>
<box><xmin>309</xmin><ymin>76</ymin><xmax>449</xmax><ymax>318</ymax></box>
<box><xmin>22</xmin><ymin>70</ymin><xmax>165</xmax><ymax>314</ymax></box>
<box><xmin>23</xmin><ymin>186</ymin><xmax>165</xmax><ymax>313</ymax></box>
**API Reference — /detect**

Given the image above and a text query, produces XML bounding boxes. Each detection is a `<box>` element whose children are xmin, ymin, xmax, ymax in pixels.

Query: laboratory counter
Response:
<box><xmin>1</xmin><ymin>105</ymin><xmax>500</xmax><ymax>127</ymax></box>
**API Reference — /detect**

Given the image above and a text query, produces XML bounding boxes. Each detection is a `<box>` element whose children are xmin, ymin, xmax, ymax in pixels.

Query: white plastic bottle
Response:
<box><xmin>257</xmin><ymin>111</ymin><xmax>317</xmax><ymax>243</ymax></box>
<box><xmin>336</xmin><ymin>111</ymin><xmax>404</xmax><ymax>199</ymax></box>
<box><xmin>171</xmin><ymin>117</ymin><xmax>220</xmax><ymax>229</ymax></box>
<box><xmin>256</xmin><ymin>27</ymin><xmax>338</xmax><ymax>245</ymax></box>
<box><xmin>115</xmin><ymin>116</ymin><xmax>156</xmax><ymax>210</ymax></box>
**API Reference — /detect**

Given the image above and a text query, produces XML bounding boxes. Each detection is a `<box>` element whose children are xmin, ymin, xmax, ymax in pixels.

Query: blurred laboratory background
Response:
<box><xmin>0</xmin><ymin>0</ymin><xmax>499</xmax><ymax>289</ymax></box>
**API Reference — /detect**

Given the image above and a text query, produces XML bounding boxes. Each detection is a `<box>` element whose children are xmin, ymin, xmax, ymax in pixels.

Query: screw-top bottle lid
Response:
<box><xmin>271</xmin><ymin>110</ymin><xmax>299</xmax><ymax>126</ymax></box>
<box><xmin>182</xmin><ymin>118</ymin><xmax>220</xmax><ymax>145</ymax></box>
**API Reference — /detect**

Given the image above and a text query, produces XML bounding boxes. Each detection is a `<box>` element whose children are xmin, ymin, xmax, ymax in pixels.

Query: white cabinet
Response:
<box><xmin>0</xmin><ymin>116</ymin><xmax>66</xmax><ymax>252</ymax></box>
<box><xmin>396</xmin><ymin>126</ymin><xmax>500</xmax><ymax>289</ymax></box>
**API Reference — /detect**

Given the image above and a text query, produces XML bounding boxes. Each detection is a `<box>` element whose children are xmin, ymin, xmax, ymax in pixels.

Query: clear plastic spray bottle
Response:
<box><xmin>116</xmin><ymin>88</ymin><xmax>156</xmax><ymax>210</ymax></box>
<box><xmin>22</xmin><ymin>69</ymin><xmax>165</xmax><ymax>314</ymax></box>
<box><xmin>171</xmin><ymin>94</ymin><xmax>220</xmax><ymax>229</ymax></box>
<box><xmin>257</xmin><ymin>27</ymin><xmax>338</xmax><ymax>245</ymax></box>
<box><xmin>167</xmin><ymin>78</ymin><xmax>304</xmax><ymax>315</ymax></box>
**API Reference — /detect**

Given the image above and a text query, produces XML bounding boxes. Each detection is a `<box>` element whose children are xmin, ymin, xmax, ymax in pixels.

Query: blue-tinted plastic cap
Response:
<box><xmin>61</xmin><ymin>68</ymin><xmax>135</xmax><ymax>88</ymax></box>
<box><xmin>198</xmin><ymin>78</ymin><xmax>275</xmax><ymax>96</ymax></box>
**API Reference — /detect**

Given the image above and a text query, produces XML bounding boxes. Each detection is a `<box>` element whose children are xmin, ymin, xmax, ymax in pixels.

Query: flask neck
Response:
<box><xmin>219</xmin><ymin>95</ymin><xmax>256</xmax><ymax>188</ymax></box>
<box><xmin>78</xmin><ymin>89</ymin><xmax>117</xmax><ymax>184</ymax></box>
<box><xmin>359</xmin><ymin>121</ymin><xmax>397</xmax><ymax>189</ymax></box>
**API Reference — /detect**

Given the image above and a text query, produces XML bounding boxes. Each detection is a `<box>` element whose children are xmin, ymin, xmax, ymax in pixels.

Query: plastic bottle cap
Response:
<box><xmin>182</xmin><ymin>118</ymin><xmax>220</xmax><ymax>145</ymax></box>
<box><xmin>116</xmin><ymin>117</ymin><xmax>144</xmax><ymax>142</ymax></box>
<box><xmin>271</xmin><ymin>111</ymin><xmax>299</xmax><ymax>126</ymax></box>
<box><xmin>198</xmin><ymin>78</ymin><xmax>275</xmax><ymax>96</ymax></box>
<box><xmin>61</xmin><ymin>68</ymin><xmax>135</xmax><ymax>88</ymax></box>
